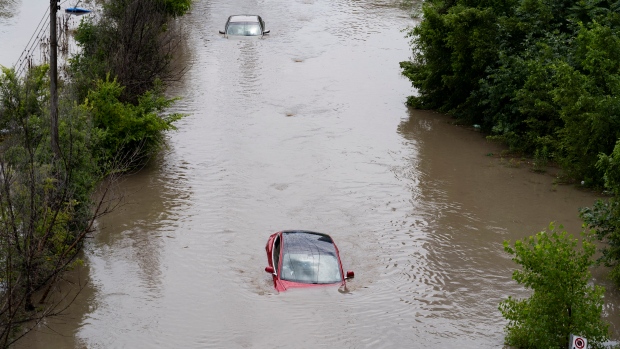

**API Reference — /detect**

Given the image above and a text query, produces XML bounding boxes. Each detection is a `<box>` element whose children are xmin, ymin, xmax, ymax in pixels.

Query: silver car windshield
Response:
<box><xmin>226</xmin><ymin>22</ymin><xmax>262</xmax><ymax>36</ymax></box>
<box><xmin>280</xmin><ymin>232</ymin><xmax>342</xmax><ymax>284</ymax></box>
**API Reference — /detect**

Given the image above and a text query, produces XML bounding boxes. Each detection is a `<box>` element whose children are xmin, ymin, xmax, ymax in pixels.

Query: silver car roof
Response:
<box><xmin>229</xmin><ymin>15</ymin><xmax>260</xmax><ymax>23</ymax></box>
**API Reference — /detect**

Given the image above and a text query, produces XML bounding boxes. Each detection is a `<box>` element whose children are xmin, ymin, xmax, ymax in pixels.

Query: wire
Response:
<box><xmin>14</xmin><ymin>4</ymin><xmax>50</xmax><ymax>76</ymax></box>
<box><xmin>15</xmin><ymin>17</ymin><xmax>50</xmax><ymax>76</ymax></box>
<box><xmin>14</xmin><ymin>0</ymin><xmax>88</xmax><ymax>77</ymax></box>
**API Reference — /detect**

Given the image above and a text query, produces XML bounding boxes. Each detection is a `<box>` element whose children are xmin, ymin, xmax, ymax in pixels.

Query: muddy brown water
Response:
<box><xmin>5</xmin><ymin>0</ymin><xmax>620</xmax><ymax>347</ymax></box>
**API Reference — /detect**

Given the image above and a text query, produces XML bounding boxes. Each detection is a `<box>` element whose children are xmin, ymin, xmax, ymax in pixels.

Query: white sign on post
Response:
<box><xmin>569</xmin><ymin>334</ymin><xmax>587</xmax><ymax>349</ymax></box>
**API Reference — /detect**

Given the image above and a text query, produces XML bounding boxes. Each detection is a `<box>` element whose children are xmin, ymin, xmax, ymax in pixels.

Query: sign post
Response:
<box><xmin>569</xmin><ymin>334</ymin><xmax>587</xmax><ymax>349</ymax></box>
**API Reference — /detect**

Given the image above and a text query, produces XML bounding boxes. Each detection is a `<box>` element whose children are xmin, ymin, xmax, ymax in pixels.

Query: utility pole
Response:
<box><xmin>49</xmin><ymin>0</ymin><xmax>60</xmax><ymax>158</ymax></box>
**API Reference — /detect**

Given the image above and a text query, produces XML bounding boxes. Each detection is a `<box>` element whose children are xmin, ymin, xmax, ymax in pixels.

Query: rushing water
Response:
<box><xmin>7</xmin><ymin>0</ymin><xmax>620</xmax><ymax>347</ymax></box>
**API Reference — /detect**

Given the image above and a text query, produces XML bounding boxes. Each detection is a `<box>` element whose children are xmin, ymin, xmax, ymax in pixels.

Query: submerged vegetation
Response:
<box><xmin>580</xmin><ymin>141</ymin><xmax>620</xmax><ymax>288</ymax></box>
<box><xmin>401</xmin><ymin>0</ymin><xmax>620</xmax><ymax>187</ymax></box>
<box><xmin>400</xmin><ymin>0</ymin><xmax>620</xmax><ymax>272</ymax></box>
<box><xmin>0</xmin><ymin>0</ymin><xmax>190</xmax><ymax>346</ymax></box>
<box><xmin>401</xmin><ymin>0</ymin><xmax>620</xmax><ymax>345</ymax></box>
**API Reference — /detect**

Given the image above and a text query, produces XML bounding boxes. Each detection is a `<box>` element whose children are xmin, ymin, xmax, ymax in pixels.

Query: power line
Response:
<box><xmin>14</xmin><ymin>0</ymin><xmax>87</xmax><ymax>77</ymax></box>
<box><xmin>14</xmin><ymin>4</ymin><xmax>51</xmax><ymax>77</ymax></box>
<box><xmin>16</xmin><ymin>6</ymin><xmax>49</xmax><ymax>64</ymax></box>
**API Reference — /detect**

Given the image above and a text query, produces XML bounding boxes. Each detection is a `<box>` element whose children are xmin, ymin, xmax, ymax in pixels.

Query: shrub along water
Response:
<box><xmin>580</xmin><ymin>141</ymin><xmax>620</xmax><ymax>288</ymax></box>
<box><xmin>71</xmin><ymin>0</ymin><xmax>191</xmax><ymax>104</ymax></box>
<box><xmin>401</xmin><ymin>0</ymin><xmax>620</xmax><ymax>186</ymax></box>
<box><xmin>85</xmin><ymin>76</ymin><xmax>183</xmax><ymax>168</ymax></box>
<box><xmin>402</xmin><ymin>0</ymin><xmax>620</xmax><ymax>344</ymax></box>
<box><xmin>0</xmin><ymin>0</ymin><xmax>190</xmax><ymax>346</ymax></box>
<box><xmin>402</xmin><ymin>0</ymin><xmax>620</xmax><ymax>314</ymax></box>
<box><xmin>0</xmin><ymin>65</ymin><xmax>104</xmax><ymax>347</ymax></box>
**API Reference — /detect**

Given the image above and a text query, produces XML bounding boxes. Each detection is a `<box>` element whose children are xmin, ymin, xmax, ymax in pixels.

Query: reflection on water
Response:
<box><xmin>397</xmin><ymin>109</ymin><xmax>620</xmax><ymax>343</ymax></box>
<box><xmin>234</xmin><ymin>39</ymin><xmax>262</xmax><ymax>98</ymax></box>
<box><xmin>14</xmin><ymin>0</ymin><xmax>620</xmax><ymax>347</ymax></box>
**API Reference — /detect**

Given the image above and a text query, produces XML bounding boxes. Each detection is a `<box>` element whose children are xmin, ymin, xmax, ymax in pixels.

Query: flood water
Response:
<box><xmin>7</xmin><ymin>0</ymin><xmax>620</xmax><ymax>348</ymax></box>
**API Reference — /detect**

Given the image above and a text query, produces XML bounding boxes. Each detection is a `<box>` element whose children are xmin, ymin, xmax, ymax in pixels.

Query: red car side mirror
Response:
<box><xmin>265</xmin><ymin>266</ymin><xmax>275</xmax><ymax>274</ymax></box>
<box><xmin>346</xmin><ymin>271</ymin><xmax>354</xmax><ymax>279</ymax></box>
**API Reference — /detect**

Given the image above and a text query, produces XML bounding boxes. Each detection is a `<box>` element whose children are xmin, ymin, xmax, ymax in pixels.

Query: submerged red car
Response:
<box><xmin>264</xmin><ymin>230</ymin><xmax>354</xmax><ymax>292</ymax></box>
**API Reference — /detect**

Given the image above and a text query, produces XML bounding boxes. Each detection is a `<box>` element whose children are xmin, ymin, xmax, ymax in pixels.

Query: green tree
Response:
<box><xmin>0</xmin><ymin>1</ymin><xmax>190</xmax><ymax>346</ymax></box>
<box><xmin>499</xmin><ymin>223</ymin><xmax>608</xmax><ymax>348</ymax></box>
<box><xmin>400</xmin><ymin>0</ymin><xmax>620</xmax><ymax>186</ymax></box>
<box><xmin>552</xmin><ymin>22</ymin><xmax>620</xmax><ymax>184</ymax></box>
<box><xmin>580</xmin><ymin>140</ymin><xmax>620</xmax><ymax>286</ymax></box>
<box><xmin>71</xmin><ymin>0</ymin><xmax>190</xmax><ymax>103</ymax></box>
<box><xmin>162</xmin><ymin>0</ymin><xmax>192</xmax><ymax>17</ymax></box>
<box><xmin>85</xmin><ymin>76</ymin><xmax>183</xmax><ymax>167</ymax></box>
<box><xmin>400</xmin><ymin>0</ymin><xmax>512</xmax><ymax>121</ymax></box>
<box><xmin>0</xmin><ymin>67</ymin><xmax>104</xmax><ymax>347</ymax></box>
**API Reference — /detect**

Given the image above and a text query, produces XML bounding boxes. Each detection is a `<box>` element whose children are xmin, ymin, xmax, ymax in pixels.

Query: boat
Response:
<box><xmin>65</xmin><ymin>7</ymin><xmax>91</xmax><ymax>14</ymax></box>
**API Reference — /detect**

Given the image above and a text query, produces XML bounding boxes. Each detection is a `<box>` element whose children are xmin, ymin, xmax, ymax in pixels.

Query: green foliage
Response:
<box><xmin>401</xmin><ymin>0</ymin><xmax>508</xmax><ymax>119</ymax></box>
<box><xmin>0</xmin><ymin>0</ymin><xmax>189</xmax><ymax>345</ymax></box>
<box><xmin>57</xmin><ymin>97</ymin><xmax>102</xmax><ymax>226</ymax></box>
<box><xmin>499</xmin><ymin>224</ymin><xmax>609</xmax><ymax>348</ymax></box>
<box><xmin>401</xmin><ymin>0</ymin><xmax>620</xmax><ymax>186</ymax></box>
<box><xmin>581</xmin><ymin>199</ymin><xmax>620</xmax><ymax>286</ymax></box>
<box><xmin>104</xmin><ymin>0</ymin><xmax>192</xmax><ymax>20</ymax></box>
<box><xmin>72</xmin><ymin>0</ymin><xmax>189</xmax><ymax>103</ymax></box>
<box><xmin>85</xmin><ymin>76</ymin><xmax>183</xmax><ymax>167</ymax></box>
<box><xmin>579</xmin><ymin>141</ymin><xmax>620</xmax><ymax>287</ymax></box>
<box><xmin>0</xmin><ymin>65</ymin><xmax>99</xmax><ymax>255</ymax></box>
<box><xmin>400</xmin><ymin>2</ymin><xmax>453</xmax><ymax>110</ymax></box>
<box><xmin>161</xmin><ymin>0</ymin><xmax>192</xmax><ymax>17</ymax></box>
<box><xmin>401</xmin><ymin>0</ymin><xmax>521</xmax><ymax>113</ymax></box>
<box><xmin>533</xmin><ymin>145</ymin><xmax>549</xmax><ymax>172</ymax></box>
<box><xmin>597</xmin><ymin>139</ymin><xmax>620</xmax><ymax>196</ymax></box>
<box><xmin>70</xmin><ymin>19</ymin><xmax>108</xmax><ymax>101</ymax></box>
<box><xmin>553</xmin><ymin>22</ymin><xmax>620</xmax><ymax>184</ymax></box>
<box><xmin>0</xmin><ymin>65</ymin><xmax>49</xmax><ymax>135</ymax></box>
<box><xmin>69</xmin><ymin>0</ymin><xmax>188</xmax><ymax>168</ymax></box>
<box><xmin>0</xmin><ymin>67</ymin><xmax>103</xmax><ymax>344</ymax></box>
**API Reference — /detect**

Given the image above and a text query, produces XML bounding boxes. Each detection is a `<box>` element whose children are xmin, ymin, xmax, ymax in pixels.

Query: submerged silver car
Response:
<box><xmin>219</xmin><ymin>15</ymin><xmax>270</xmax><ymax>37</ymax></box>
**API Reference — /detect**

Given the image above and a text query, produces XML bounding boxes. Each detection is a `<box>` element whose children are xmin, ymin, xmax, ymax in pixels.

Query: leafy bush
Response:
<box><xmin>581</xmin><ymin>199</ymin><xmax>620</xmax><ymax>287</ymax></box>
<box><xmin>0</xmin><ymin>66</ymin><xmax>102</xmax><ymax>345</ymax></box>
<box><xmin>71</xmin><ymin>0</ymin><xmax>188</xmax><ymax>103</ymax></box>
<box><xmin>500</xmin><ymin>224</ymin><xmax>609</xmax><ymax>348</ymax></box>
<box><xmin>401</xmin><ymin>0</ymin><xmax>510</xmax><ymax>120</ymax></box>
<box><xmin>85</xmin><ymin>76</ymin><xmax>183</xmax><ymax>167</ymax></box>
<box><xmin>0</xmin><ymin>1</ymin><xmax>190</xmax><ymax>346</ymax></box>
<box><xmin>404</xmin><ymin>6</ymin><xmax>620</xmax><ymax>290</ymax></box>
<box><xmin>401</xmin><ymin>0</ymin><xmax>620</xmax><ymax>186</ymax></box>
<box><xmin>552</xmin><ymin>22</ymin><xmax>620</xmax><ymax>184</ymax></box>
<box><xmin>580</xmin><ymin>140</ymin><xmax>620</xmax><ymax>287</ymax></box>
<box><xmin>162</xmin><ymin>0</ymin><xmax>192</xmax><ymax>17</ymax></box>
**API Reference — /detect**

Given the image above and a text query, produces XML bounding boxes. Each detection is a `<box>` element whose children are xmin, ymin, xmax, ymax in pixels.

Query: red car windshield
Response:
<box><xmin>280</xmin><ymin>232</ymin><xmax>342</xmax><ymax>284</ymax></box>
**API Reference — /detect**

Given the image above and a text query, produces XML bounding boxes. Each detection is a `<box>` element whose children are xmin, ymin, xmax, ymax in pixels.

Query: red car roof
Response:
<box><xmin>265</xmin><ymin>230</ymin><xmax>348</xmax><ymax>292</ymax></box>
